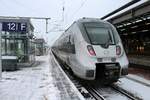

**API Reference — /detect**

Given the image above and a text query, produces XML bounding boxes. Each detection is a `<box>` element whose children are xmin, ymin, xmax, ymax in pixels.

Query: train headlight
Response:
<box><xmin>116</xmin><ymin>45</ymin><xmax>121</xmax><ymax>56</ymax></box>
<box><xmin>87</xmin><ymin>45</ymin><xmax>96</xmax><ymax>56</ymax></box>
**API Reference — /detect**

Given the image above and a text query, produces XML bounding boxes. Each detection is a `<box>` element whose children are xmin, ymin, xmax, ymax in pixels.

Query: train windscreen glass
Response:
<box><xmin>84</xmin><ymin>23</ymin><xmax>115</xmax><ymax>45</ymax></box>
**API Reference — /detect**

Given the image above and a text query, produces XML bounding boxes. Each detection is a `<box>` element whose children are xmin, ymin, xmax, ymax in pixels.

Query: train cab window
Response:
<box><xmin>83</xmin><ymin>23</ymin><xmax>118</xmax><ymax>45</ymax></box>
<box><xmin>84</xmin><ymin>23</ymin><xmax>115</xmax><ymax>45</ymax></box>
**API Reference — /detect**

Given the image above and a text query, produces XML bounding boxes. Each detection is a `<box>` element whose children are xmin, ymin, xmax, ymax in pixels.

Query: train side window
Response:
<box><xmin>63</xmin><ymin>36</ymin><xmax>69</xmax><ymax>50</ymax></box>
<box><xmin>67</xmin><ymin>35</ymin><xmax>75</xmax><ymax>54</ymax></box>
<box><xmin>59</xmin><ymin>35</ymin><xmax>68</xmax><ymax>51</ymax></box>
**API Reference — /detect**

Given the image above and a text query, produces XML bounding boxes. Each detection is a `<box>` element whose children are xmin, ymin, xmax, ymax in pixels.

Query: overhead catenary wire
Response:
<box><xmin>69</xmin><ymin>0</ymin><xmax>88</xmax><ymax>20</ymax></box>
<box><xmin>48</xmin><ymin>0</ymin><xmax>66</xmax><ymax>33</ymax></box>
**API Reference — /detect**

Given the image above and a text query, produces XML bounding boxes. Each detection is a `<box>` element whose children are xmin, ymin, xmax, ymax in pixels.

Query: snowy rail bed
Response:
<box><xmin>50</xmin><ymin>50</ymin><xmax>85</xmax><ymax>100</ymax></box>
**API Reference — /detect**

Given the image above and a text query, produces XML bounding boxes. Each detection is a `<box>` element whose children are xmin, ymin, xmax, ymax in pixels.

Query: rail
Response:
<box><xmin>110</xmin><ymin>84</ymin><xmax>142</xmax><ymax>100</ymax></box>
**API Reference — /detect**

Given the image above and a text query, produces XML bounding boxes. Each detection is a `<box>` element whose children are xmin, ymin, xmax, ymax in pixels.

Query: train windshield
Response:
<box><xmin>84</xmin><ymin>23</ymin><xmax>117</xmax><ymax>45</ymax></box>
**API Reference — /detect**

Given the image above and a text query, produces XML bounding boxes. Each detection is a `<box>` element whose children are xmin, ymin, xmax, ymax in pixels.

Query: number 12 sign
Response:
<box><xmin>2</xmin><ymin>22</ymin><xmax>27</xmax><ymax>32</ymax></box>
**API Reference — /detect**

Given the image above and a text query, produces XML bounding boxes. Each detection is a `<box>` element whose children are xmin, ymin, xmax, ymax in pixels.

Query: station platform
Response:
<box><xmin>0</xmin><ymin>53</ymin><xmax>84</xmax><ymax>100</ymax></box>
<box><xmin>50</xmin><ymin>51</ymin><xmax>85</xmax><ymax>100</ymax></box>
<box><xmin>128</xmin><ymin>55</ymin><xmax>150</xmax><ymax>68</ymax></box>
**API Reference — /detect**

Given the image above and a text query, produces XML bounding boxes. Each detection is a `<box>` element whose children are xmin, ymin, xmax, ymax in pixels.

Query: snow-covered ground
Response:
<box><xmin>0</xmin><ymin>54</ymin><xmax>84</xmax><ymax>100</ymax></box>
<box><xmin>0</xmin><ymin>55</ymin><xmax>60</xmax><ymax>100</ymax></box>
<box><xmin>1</xmin><ymin>54</ymin><xmax>150</xmax><ymax>100</ymax></box>
<box><xmin>115</xmin><ymin>75</ymin><xmax>150</xmax><ymax>100</ymax></box>
<box><xmin>127</xmin><ymin>74</ymin><xmax>150</xmax><ymax>87</ymax></box>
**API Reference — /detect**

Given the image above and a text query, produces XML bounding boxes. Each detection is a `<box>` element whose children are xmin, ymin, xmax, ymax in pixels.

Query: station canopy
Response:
<box><xmin>108</xmin><ymin>1</ymin><xmax>150</xmax><ymax>36</ymax></box>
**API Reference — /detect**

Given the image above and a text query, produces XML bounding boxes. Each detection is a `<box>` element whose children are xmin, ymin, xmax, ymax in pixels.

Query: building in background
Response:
<box><xmin>108</xmin><ymin>1</ymin><xmax>150</xmax><ymax>56</ymax></box>
<box><xmin>34</xmin><ymin>38</ymin><xmax>47</xmax><ymax>56</ymax></box>
<box><xmin>0</xmin><ymin>18</ymin><xmax>35</xmax><ymax>70</ymax></box>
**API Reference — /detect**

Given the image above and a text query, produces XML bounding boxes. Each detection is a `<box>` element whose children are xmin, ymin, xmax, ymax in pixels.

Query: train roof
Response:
<box><xmin>64</xmin><ymin>18</ymin><xmax>114</xmax><ymax>32</ymax></box>
<box><xmin>76</xmin><ymin>18</ymin><xmax>109</xmax><ymax>24</ymax></box>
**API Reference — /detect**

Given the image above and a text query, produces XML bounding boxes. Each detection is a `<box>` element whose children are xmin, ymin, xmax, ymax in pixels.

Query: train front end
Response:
<box><xmin>76</xmin><ymin>19</ymin><xmax>129</xmax><ymax>82</ymax></box>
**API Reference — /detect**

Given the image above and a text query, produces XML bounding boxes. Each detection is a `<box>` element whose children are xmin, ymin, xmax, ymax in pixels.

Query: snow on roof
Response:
<box><xmin>106</xmin><ymin>0</ymin><xmax>149</xmax><ymax>20</ymax></box>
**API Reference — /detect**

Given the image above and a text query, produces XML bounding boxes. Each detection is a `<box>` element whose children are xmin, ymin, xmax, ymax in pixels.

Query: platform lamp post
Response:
<box><xmin>0</xmin><ymin>23</ymin><xmax>2</xmax><ymax>79</ymax></box>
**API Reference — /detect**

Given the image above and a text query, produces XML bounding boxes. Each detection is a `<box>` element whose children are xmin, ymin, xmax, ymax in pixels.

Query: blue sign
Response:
<box><xmin>2</xmin><ymin>22</ymin><xmax>27</xmax><ymax>32</ymax></box>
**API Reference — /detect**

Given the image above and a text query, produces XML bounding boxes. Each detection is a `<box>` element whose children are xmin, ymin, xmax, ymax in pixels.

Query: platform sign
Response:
<box><xmin>2</xmin><ymin>22</ymin><xmax>27</xmax><ymax>32</ymax></box>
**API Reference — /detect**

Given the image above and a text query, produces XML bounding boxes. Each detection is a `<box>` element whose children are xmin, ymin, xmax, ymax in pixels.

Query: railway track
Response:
<box><xmin>110</xmin><ymin>84</ymin><xmax>142</xmax><ymax>100</ymax></box>
<box><xmin>125</xmin><ymin>76</ymin><xmax>150</xmax><ymax>87</ymax></box>
<box><xmin>52</xmin><ymin>52</ymin><xmax>142</xmax><ymax>100</ymax></box>
<box><xmin>85</xmin><ymin>85</ymin><xmax>106</xmax><ymax>100</ymax></box>
<box><xmin>84</xmin><ymin>81</ymin><xmax>141</xmax><ymax>100</ymax></box>
<box><xmin>129</xmin><ymin>64</ymin><xmax>150</xmax><ymax>87</ymax></box>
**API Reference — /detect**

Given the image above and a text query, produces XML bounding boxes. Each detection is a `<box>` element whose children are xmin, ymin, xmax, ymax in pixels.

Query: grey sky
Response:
<box><xmin>0</xmin><ymin>0</ymin><xmax>133</xmax><ymax>45</ymax></box>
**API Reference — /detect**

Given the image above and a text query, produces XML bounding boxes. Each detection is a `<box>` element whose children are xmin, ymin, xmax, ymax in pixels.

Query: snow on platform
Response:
<box><xmin>2</xmin><ymin>56</ymin><xmax>17</xmax><ymax>60</ymax></box>
<box><xmin>0</xmin><ymin>54</ymin><xmax>84</xmax><ymax>100</ymax></box>
<box><xmin>50</xmin><ymin>51</ymin><xmax>85</xmax><ymax>100</ymax></box>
